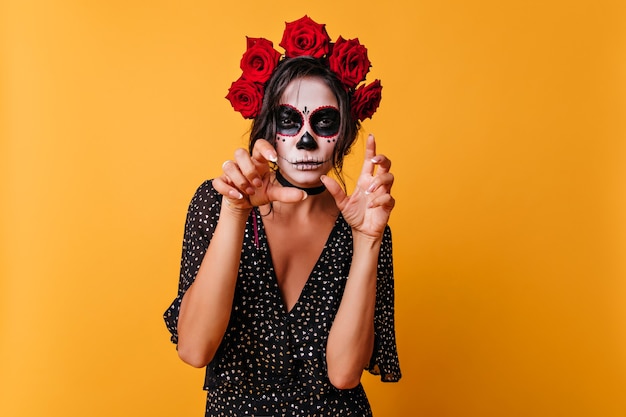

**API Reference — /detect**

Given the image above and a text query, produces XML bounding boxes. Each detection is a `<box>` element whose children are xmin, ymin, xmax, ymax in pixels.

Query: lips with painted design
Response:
<box><xmin>278</xmin><ymin>155</ymin><xmax>331</xmax><ymax>171</ymax></box>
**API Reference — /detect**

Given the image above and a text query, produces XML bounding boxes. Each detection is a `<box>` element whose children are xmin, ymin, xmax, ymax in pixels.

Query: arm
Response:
<box><xmin>176</xmin><ymin>140</ymin><xmax>305</xmax><ymax>368</ymax></box>
<box><xmin>326</xmin><ymin>233</ymin><xmax>381</xmax><ymax>389</ymax></box>
<box><xmin>176</xmin><ymin>203</ymin><xmax>251</xmax><ymax>368</ymax></box>
<box><xmin>323</xmin><ymin>134</ymin><xmax>396</xmax><ymax>389</ymax></box>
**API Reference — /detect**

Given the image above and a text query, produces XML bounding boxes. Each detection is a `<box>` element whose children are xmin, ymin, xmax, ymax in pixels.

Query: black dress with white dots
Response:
<box><xmin>164</xmin><ymin>180</ymin><xmax>401</xmax><ymax>417</ymax></box>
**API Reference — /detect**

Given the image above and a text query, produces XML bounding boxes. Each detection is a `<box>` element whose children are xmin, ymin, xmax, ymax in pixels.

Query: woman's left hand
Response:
<box><xmin>322</xmin><ymin>134</ymin><xmax>395</xmax><ymax>241</ymax></box>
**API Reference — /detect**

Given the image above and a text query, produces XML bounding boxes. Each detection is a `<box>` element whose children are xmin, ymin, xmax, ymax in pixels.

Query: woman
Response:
<box><xmin>164</xmin><ymin>16</ymin><xmax>401</xmax><ymax>416</ymax></box>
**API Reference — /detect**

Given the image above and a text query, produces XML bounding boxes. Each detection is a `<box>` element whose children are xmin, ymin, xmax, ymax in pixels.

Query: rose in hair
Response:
<box><xmin>227</xmin><ymin>16</ymin><xmax>383</xmax><ymax>120</ymax></box>
<box><xmin>351</xmin><ymin>80</ymin><xmax>382</xmax><ymax>121</ymax></box>
<box><xmin>329</xmin><ymin>37</ymin><xmax>371</xmax><ymax>89</ymax></box>
<box><xmin>280</xmin><ymin>15</ymin><xmax>331</xmax><ymax>58</ymax></box>
<box><xmin>226</xmin><ymin>77</ymin><xmax>264</xmax><ymax>119</ymax></box>
<box><xmin>240</xmin><ymin>37</ymin><xmax>281</xmax><ymax>83</ymax></box>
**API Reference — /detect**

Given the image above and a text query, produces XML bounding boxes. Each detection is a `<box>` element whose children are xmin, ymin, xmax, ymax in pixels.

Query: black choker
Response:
<box><xmin>275</xmin><ymin>171</ymin><xmax>326</xmax><ymax>195</ymax></box>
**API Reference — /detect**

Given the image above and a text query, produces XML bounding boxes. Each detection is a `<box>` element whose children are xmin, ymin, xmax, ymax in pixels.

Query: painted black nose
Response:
<box><xmin>296</xmin><ymin>131</ymin><xmax>318</xmax><ymax>150</ymax></box>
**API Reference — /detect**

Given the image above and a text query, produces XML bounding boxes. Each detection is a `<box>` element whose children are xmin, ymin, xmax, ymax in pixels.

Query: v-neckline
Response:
<box><xmin>255</xmin><ymin>208</ymin><xmax>342</xmax><ymax>316</ymax></box>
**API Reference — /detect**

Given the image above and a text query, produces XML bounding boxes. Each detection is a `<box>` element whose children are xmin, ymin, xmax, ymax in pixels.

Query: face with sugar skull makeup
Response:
<box><xmin>275</xmin><ymin>76</ymin><xmax>340</xmax><ymax>188</ymax></box>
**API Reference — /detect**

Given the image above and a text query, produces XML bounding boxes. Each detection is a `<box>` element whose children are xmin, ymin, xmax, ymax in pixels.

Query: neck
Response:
<box><xmin>275</xmin><ymin>170</ymin><xmax>326</xmax><ymax>196</ymax></box>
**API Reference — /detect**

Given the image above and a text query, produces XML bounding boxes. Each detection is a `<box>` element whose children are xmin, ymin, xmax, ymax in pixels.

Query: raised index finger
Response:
<box><xmin>360</xmin><ymin>134</ymin><xmax>377</xmax><ymax>177</ymax></box>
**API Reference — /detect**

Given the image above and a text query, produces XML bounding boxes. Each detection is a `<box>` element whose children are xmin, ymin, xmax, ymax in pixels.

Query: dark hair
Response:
<box><xmin>249</xmin><ymin>56</ymin><xmax>360</xmax><ymax>189</ymax></box>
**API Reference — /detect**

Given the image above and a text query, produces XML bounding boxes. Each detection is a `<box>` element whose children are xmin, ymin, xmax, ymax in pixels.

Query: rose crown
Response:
<box><xmin>226</xmin><ymin>15</ymin><xmax>382</xmax><ymax>122</ymax></box>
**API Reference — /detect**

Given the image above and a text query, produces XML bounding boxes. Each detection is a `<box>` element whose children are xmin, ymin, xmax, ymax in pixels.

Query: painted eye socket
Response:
<box><xmin>310</xmin><ymin>107</ymin><xmax>340</xmax><ymax>137</ymax></box>
<box><xmin>276</xmin><ymin>106</ymin><xmax>303</xmax><ymax>136</ymax></box>
<box><xmin>276</xmin><ymin>105</ymin><xmax>340</xmax><ymax>138</ymax></box>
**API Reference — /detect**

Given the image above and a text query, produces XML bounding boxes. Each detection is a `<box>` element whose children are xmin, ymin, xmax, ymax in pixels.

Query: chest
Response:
<box><xmin>262</xmin><ymin>214</ymin><xmax>337</xmax><ymax>310</ymax></box>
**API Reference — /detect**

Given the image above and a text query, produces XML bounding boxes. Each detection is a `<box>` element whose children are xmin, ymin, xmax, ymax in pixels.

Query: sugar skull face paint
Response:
<box><xmin>276</xmin><ymin>104</ymin><xmax>341</xmax><ymax>138</ymax></box>
<box><xmin>275</xmin><ymin>76</ymin><xmax>339</xmax><ymax>186</ymax></box>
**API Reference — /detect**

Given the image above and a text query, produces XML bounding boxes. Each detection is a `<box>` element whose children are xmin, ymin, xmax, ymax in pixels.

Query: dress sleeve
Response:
<box><xmin>163</xmin><ymin>180</ymin><xmax>222</xmax><ymax>344</ymax></box>
<box><xmin>366</xmin><ymin>225</ymin><xmax>402</xmax><ymax>382</ymax></box>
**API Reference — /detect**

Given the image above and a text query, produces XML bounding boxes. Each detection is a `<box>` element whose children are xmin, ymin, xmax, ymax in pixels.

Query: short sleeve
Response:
<box><xmin>366</xmin><ymin>225</ymin><xmax>402</xmax><ymax>382</ymax></box>
<box><xmin>163</xmin><ymin>180</ymin><xmax>222</xmax><ymax>344</ymax></box>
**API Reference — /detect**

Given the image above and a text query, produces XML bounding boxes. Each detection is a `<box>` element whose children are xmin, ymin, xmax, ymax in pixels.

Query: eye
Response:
<box><xmin>276</xmin><ymin>105</ymin><xmax>303</xmax><ymax>136</ymax></box>
<box><xmin>317</xmin><ymin>116</ymin><xmax>334</xmax><ymax>128</ymax></box>
<box><xmin>310</xmin><ymin>107</ymin><xmax>340</xmax><ymax>137</ymax></box>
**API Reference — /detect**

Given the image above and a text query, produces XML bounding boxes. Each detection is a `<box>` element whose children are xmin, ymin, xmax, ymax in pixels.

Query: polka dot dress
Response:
<box><xmin>164</xmin><ymin>181</ymin><xmax>401</xmax><ymax>417</ymax></box>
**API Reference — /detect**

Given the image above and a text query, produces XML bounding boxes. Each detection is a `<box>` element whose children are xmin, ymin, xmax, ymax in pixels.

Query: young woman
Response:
<box><xmin>164</xmin><ymin>16</ymin><xmax>401</xmax><ymax>416</ymax></box>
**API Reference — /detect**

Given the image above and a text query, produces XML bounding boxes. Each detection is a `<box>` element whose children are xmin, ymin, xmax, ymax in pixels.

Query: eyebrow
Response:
<box><xmin>278</xmin><ymin>104</ymin><xmax>339</xmax><ymax>113</ymax></box>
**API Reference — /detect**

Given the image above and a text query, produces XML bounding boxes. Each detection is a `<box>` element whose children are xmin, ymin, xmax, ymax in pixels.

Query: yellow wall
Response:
<box><xmin>2</xmin><ymin>0</ymin><xmax>625</xmax><ymax>416</ymax></box>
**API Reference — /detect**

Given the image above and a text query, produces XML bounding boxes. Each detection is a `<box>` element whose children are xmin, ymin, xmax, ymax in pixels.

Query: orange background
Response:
<box><xmin>2</xmin><ymin>1</ymin><xmax>625</xmax><ymax>416</ymax></box>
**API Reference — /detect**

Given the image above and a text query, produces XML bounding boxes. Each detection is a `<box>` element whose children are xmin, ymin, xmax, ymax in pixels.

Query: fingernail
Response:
<box><xmin>253</xmin><ymin>178</ymin><xmax>263</xmax><ymax>188</ymax></box>
<box><xmin>229</xmin><ymin>190</ymin><xmax>243</xmax><ymax>199</ymax></box>
<box><xmin>371</xmin><ymin>157</ymin><xmax>380</xmax><ymax>163</ymax></box>
<box><xmin>301</xmin><ymin>191</ymin><xmax>308</xmax><ymax>201</ymax></box>
<box><xmin>366</xmin><ymin>182</ymin><xmax>377</xmax><ymax>194</ymax></box>
<box><xmin>267</xmin><ymin>152</ymin><xmax>277</xmax><ymax>163</ymax></box>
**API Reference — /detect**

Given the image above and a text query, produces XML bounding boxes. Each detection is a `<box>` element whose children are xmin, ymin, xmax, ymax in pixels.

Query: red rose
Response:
<box><xmin>226</xmin><ymin>77</ymin><xmax>264</xmax><ymax>119</ymax></box>
<box><xmin>279</xmin><ymin>15</ymin><xmax>331</xmax><ymax>58</ymax></box>
<box><xmin>240</xmin><ymin>37</ymin><xmax>281</xmax><ymax>83</ymax></box>
<box><xmin>351</xmin><ymin>80</ymin><xmax>382</xmax><ymax>121</ymax></box>
<box><xmin>328</xmin><ymin>36</ymin><xmax>371</xmax><ymax>89</ymax></box>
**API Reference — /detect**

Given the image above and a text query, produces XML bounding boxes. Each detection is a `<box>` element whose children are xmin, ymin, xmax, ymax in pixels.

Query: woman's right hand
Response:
<box><xmin>212</xmin><ymin>139</ymin><xmax>308</xmax><ymax>210</ymax></box>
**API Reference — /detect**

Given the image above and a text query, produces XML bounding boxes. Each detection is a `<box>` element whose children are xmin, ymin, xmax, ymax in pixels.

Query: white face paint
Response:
<box><xmin>275</xmin><ymin>76</ymin><xmax>339</xmax><ymax>187</ymax></box>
